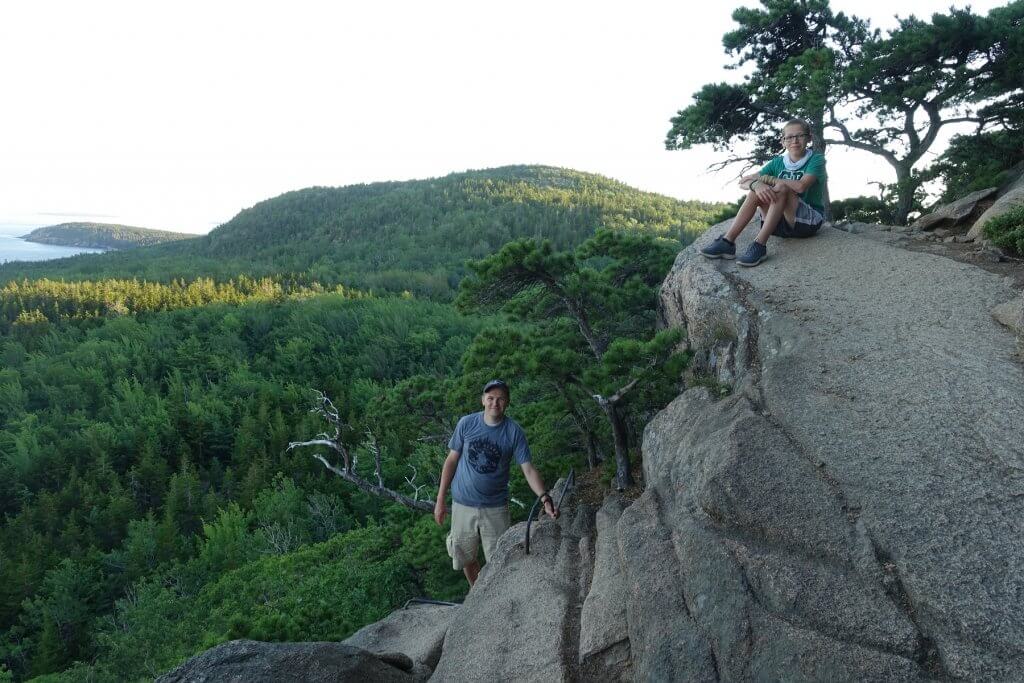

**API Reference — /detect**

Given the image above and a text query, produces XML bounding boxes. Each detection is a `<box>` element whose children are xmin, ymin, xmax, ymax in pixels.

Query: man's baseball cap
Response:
<box><xmin>482</xmin><ymin>379</ymin><xmax>510</xmax><ymax>396</ymax></box>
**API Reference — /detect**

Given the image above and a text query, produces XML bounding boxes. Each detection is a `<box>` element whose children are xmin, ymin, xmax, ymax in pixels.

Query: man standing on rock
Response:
<box><xmin>434</xmin><ymin>379</ymin><xmax>558</xmax><ymax>586</ymax></box>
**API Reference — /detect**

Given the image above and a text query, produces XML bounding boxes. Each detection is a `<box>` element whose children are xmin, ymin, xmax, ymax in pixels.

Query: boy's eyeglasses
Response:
<box><xmin>781</xmin><ymin>134</ymin><xmax>810</xmax><ymax>142</ymax></box>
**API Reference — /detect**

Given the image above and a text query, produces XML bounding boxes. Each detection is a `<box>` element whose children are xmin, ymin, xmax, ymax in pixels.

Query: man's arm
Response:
<box><xmin>520</xmin><ymin>462</ymin><xmax>559</xmax><ymax>519</ymax></box>
<box><xmin>434</xmin><ymin>449</ymin><xmax>460</xmax><ymax>525</ymax></box>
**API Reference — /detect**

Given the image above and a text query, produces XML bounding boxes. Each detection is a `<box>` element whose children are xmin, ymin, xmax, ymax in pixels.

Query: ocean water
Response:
<box><xmin>0</xmin><ymin>231</ymin><xmax>105</xmax><ymax>264</ymax></box>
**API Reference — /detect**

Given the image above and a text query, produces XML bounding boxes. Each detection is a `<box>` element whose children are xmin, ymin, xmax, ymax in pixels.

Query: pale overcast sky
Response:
<box><xmin>0</xmin><ymin>0</ymin><xmax>1007</xmax><ymax>234</ymax></box>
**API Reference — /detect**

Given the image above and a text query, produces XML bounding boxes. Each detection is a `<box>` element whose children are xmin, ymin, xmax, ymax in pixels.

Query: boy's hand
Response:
<box><xmin>753</xmin><ymin>180</ymin><xmax>776</xmax><ymax>203</ymax></box>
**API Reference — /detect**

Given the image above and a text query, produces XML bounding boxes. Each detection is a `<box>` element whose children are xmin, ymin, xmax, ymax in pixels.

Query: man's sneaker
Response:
<box><xmin>700</xmin><ymin>236</ymin><xmax>736</xmax><ymax>260</ymax></box>
<box><xmin>738</xmin><ymin>241</ymin><xmax>767</xmax><ymax>267</ymax></box>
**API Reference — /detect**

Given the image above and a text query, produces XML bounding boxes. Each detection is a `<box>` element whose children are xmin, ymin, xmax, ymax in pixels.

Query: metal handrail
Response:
<box><xmin>402</xmin><ymin>597</ymin><xmax>461</xmax><ymax>609</ymax></box>
<box><xmin>525</xmin><ymin>468</ymin><xmax>575</xmax><ymax>555</ymax></box>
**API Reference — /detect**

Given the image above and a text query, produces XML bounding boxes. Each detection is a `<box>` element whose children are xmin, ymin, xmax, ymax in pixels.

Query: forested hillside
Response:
<box><xmin>0</xmin><ymin>167</ymin><xmax>718</xmax><ymax>681</ymax></box>
<box><xmin>1</xmin><ymin>166</ymin><xmax>722</xmax><ymax>298</ymax></box>
<box><xmin>21</xmin><ymin>223</ymin><xmax>194</xmax><ymax>250</ymax></box>
<box><xmin>0</xmin><ymin>294</ymin><xmax>484</xmax><ymax>680</ymax></box>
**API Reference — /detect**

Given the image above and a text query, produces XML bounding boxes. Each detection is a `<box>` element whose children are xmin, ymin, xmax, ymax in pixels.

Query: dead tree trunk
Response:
<box><xmin>593</xmin><ymin>376</ymin><xmax>641</xmax><ymax>491</ymax></box>
<box><xmin>596</xmin><ymin>399</ymin><xmax>633</xmax><ymax>490</ymax></box>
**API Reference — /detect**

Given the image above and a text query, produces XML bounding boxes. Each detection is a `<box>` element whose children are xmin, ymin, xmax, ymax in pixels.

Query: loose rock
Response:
<box><xmin>156</xmin><ymin>640</ymin><xmax>425</xmax><ymax>683</ymax></box>
<box><xmin>992</xmin><ymin>295</ymin><xmax>1024</xmax><ymax>337</ymax></box>
<box><xmin>912</xmin><ymin>187</ymin><xmax>998</xmax><ymax>231</ymax></box>
<box><xmin>343</xmin><ymin>602</ymin><xmax>456</xmax><ymax>670</ymax></box>
<box><xmin>967</xmin><ymin>170</ymin><xmax>1024</xmax><ymax>241</ymax></box>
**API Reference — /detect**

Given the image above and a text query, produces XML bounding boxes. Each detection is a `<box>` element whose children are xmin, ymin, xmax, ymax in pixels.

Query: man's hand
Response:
<box><xmin>521</xmin><ymin>462</ymin><xmax>558</xmax><ymax>519</ymax></box>
<box><xmin>434</xmin><ymin>498</ymin><xmax>447</xmax><ymax>526</ymax></box>
<box><xmin>541</xmin><ymin>494</ymin><xmax>560</xmax><ymax>519</ymax></box>
<box><xmin>435</xmin><ymin>449</ymin><xmax>459</xmax><ymax>526</ymax></box>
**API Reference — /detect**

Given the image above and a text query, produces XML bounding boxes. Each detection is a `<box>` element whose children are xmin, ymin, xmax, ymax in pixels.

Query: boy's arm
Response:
<box><xmin>739</xmin><ymin>174</ymin><xmax>761</xmax><ymax>190</ymax></box>
<box><xmin>774</xmin><ymin>174</ymin><xmax>818</xmax><ymax>194</ymax></box>
<box><xmin>742</xmin><ymin>159</ymin><xmax>778</xmax><ymax>190</ymax></box>
<box><xmin>776</xmin><ymin>155</ymin><xmax>824</xmax><ymax>194</ymax></box>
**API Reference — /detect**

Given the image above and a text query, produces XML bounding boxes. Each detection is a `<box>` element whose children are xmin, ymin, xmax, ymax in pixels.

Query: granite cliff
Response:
<box><xmin>161</xmin><ymin>220</ymin><xmax>1024</xmax><ymax>682</ymax></box>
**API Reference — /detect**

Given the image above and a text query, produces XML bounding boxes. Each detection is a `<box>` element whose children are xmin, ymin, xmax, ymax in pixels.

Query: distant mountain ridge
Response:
<box><xmin>21</xmin><ymin>222</ymin><xmax>194</xmax><ymax>250</ymax></box>
<box><xmin>1</xmin><ymin>166</ymin><xmax>725</xmax><ymax>298</ymax></box>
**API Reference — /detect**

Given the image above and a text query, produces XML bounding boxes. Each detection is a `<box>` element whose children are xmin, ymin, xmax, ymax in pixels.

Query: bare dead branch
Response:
<box><xmin>593</xmin><ymin>374</ymin><xmax>638</xmax><ymax>405</ymax></box>
<box><xmin>303</xmin><ymin>450</ymin><xmax>436</xmax><ymax>513</ymax></box>
<box><xmin>287</xmin><ymin>438</ymin><xmax>344</xmax><ymax>454</ymax></box>
<box><xmin>260</xmin><ymin>522</ymin><xmax>300</xmax><ymax>555</ymax></box>
<box><xmin>405</xmin><ymin>465</ymin><xmax>427</xmax><ymax>502</ymax></box>
<box><xmin>289</xmin><ymin>390</ymin><xmax>439</xmax><ymax>514</ymax></box>
<box><xmin>366</xmin><ymin>429</ymin><xmax>385</xmax><ymax>488</ymax></box>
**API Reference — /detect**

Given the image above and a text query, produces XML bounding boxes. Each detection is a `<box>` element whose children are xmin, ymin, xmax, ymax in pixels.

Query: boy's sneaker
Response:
<box><xmin>737</xmin><ymin>241</ymin><xmax>767</xmax><ymax>267</ymax></box>
<box><xmin>700</xmin><ymin>236</ymin><xmax>736</xmax><ymax>260</ymax></box>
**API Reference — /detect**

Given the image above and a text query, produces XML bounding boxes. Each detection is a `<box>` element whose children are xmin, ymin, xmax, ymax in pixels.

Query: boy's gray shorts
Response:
<box><xmin>760</xmin><ymin>199</ymin><xmax>823</xmax><ymax>238</ymax></box>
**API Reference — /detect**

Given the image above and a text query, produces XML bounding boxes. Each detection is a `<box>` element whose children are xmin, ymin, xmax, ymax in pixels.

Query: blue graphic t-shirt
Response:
<box><xmin>448</xmin><ymin>412</ymin><xmax>531</xmax><ymax>507</ymax></box>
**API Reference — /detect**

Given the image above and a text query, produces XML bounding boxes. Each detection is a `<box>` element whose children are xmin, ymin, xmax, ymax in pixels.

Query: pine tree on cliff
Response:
<box><xmin>456</xmin><ymin>229</ymin><xmax>686</xmax><ymax>491</ymax></box>
<box><xmin>666</xmin><ymin>0</ymin><xmax>1024</xmax><ymax>225</ymax></box>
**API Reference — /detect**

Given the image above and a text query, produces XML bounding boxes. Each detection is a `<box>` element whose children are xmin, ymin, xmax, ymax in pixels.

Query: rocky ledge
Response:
<box><xmin>651</xmin><ymin>224</ymin><xmax>1024</xmax><ymax>680</ymax></box>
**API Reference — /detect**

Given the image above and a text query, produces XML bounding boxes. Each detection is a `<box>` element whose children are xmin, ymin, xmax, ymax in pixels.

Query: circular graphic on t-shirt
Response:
<box><xmin>467</xmin><ymin>438</ymin><xmax>502</xmax><ymax>474</ymax></box>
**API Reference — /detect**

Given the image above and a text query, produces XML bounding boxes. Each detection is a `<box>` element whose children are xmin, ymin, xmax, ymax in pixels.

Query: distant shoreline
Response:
<box><xmin>19</xmin><ymin>234</ymin><xmax>116</xmax><ymax>251</ymax></box>
<box><xmin>0</xmin><ymin>234</ymin><xmax>106</xmax><ymax>265</ymax></box>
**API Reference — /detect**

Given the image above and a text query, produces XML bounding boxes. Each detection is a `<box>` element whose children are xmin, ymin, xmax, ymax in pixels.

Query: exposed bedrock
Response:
<box><xmin>431</xmin><ymin>505</ymin><xmax>596</xmax><ymax>682</ymax></box>
<box><xmin>646</xmin><ymin>227</ymin><xmax>1024</xmax><ymax>680</ymax></box>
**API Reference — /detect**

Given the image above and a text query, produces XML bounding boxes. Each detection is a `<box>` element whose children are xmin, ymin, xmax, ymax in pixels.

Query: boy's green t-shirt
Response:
<box><xmin>759</xmin><ymin>150</ymin><xmax>827</xmax><ymax>213</ymax></box>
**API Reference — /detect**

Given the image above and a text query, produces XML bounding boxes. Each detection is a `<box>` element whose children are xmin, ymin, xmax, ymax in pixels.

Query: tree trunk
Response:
<box><xmin>893</xmin><ymin>165</ymin><xmax>915</xmax><ymax>226</ymax></box>
<box><xmin>599</xmin><ymin>400</ymin><xmax>633</xmax><ymax>490</ymax></box>
<box><xmin>811</xmin><ymin>116</ymin><xmax>832</xmax><ymax>221</ymax></box>
<box><xmin>584</xmin><ymin>430</ymin><xmax>604</xmax><ymax>469</ymax></box>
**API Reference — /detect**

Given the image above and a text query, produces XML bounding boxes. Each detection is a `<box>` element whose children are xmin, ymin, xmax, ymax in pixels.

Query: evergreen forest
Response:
<box><xmin>0</xmin><ymin>166</ymin><xmax>722</xmax><ymax>681</ymax></box>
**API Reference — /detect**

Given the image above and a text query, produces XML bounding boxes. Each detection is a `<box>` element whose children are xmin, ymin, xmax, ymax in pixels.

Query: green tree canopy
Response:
<box><xmin>924</xmin><ymin>129</ymin><xmax>1024</xmax><ymax>205</ymax></box>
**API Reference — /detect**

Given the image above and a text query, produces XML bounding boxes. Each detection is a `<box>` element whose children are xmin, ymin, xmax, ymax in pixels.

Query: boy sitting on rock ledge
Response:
<box><xmin>702</xmin><ymin>119</ymin><xmax>828</xmax><ymax>266</ymax></box>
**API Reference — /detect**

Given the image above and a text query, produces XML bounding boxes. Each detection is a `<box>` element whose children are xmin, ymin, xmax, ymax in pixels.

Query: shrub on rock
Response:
<box><xmin>983</xmin><ymin>205</ymin><xmax>1024</xmax><ymax>255</ymax></box>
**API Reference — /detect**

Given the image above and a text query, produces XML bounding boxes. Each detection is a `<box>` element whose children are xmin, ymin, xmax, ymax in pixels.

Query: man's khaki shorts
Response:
<box><xmin>446</xmin><ymin>502</ymin><xmax>511</xmax><ymax>570</ymax></box>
